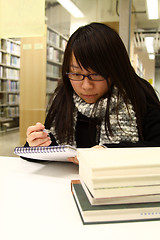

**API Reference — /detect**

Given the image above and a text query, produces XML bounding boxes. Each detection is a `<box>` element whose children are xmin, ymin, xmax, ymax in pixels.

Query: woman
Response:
<box><xmin>26</xmin><ymin>22</ymin><xmax>160</xmax><ymax>162</ymax></box>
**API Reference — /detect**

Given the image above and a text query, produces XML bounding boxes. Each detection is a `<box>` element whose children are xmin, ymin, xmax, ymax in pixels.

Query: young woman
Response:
<box><xmin>26</xmin><ymin>22</ymin><xmax>160</xmax><ymax>163</ymax></box>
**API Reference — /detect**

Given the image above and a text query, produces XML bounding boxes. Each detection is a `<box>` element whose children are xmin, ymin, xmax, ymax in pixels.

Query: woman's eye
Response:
<box><xmin>73</xmin><ymin>73</ymin><xmax>82</xmax><ymax>76</ymax></box>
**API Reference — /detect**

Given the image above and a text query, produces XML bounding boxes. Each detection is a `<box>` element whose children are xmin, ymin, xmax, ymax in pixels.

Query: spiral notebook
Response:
<box><xmin>14</xmin><ymin>145</ymin><xmax>77</xmax><ymax>161</ymax></box>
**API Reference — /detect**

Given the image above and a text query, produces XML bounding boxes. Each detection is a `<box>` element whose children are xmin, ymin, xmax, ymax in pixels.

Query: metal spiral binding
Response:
<box><xmin>15</xmin><ymin>145</ymin><xmax>67</xmax><ymax>154</ymax></box>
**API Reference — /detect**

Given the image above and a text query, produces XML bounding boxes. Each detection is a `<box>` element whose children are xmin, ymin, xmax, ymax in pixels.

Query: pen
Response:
<box><xmin>42</xmin><ymin>129</ymin><xmax>52</xmax><ymax>134</ymax></box>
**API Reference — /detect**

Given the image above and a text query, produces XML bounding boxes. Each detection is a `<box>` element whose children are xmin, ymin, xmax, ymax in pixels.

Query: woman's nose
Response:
<box><xmin>81</xmin><ymin>77</ymin><xmax>94</xmax><ymax>90</ymax></box>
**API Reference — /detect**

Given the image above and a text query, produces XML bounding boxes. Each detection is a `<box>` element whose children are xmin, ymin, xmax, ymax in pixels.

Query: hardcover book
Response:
<box><xmin>78</xmin><ymin>147</ymin><xmax>160</xmax><ymax>198</ymax></box>
<box><xmin>71</xmin><ymin>181</ymin><xmax>160</xmax><ymax>224</ymax></box>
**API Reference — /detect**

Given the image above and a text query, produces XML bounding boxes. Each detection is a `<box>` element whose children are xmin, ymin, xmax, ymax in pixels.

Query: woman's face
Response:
<box><xmin>69</xmin><ymin>54</ymin><xmax>109</xmax><ymax>104</ymax></box>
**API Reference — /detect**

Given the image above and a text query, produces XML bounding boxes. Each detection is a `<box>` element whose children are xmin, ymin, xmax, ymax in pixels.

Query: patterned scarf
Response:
<box><xmin>51</xmin><ymin>87</ymin><xmax>139</xmax><ymax>147</ymax></box>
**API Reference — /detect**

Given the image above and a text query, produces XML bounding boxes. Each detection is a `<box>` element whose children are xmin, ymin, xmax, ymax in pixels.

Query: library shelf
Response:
<box><xmin>0</xmin><ymin>38</ymin><xmax>20</xmax><ymax>132</ymax></box>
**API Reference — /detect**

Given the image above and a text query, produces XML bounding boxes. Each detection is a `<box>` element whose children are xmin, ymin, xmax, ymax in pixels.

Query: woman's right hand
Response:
<box><xmin>26</xmin><ymin>122</ymin><xmax>52</xmax><ymax>147</ymax></box>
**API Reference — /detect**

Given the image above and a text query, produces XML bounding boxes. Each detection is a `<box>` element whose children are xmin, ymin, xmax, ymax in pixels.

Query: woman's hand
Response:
<box><xmin>26</xmin><ymin>122</ymin><xmax>52</xmax><ymax>147</ymax></box>
<box><xmin>91</xmin><ymin>145</ymin><xmax>105</xmax><ymax>149</ymax></box>
<box><xmin>68</xmin><ymin>157</ymin><xmax>79</xmax><ymax>165</ymax></box>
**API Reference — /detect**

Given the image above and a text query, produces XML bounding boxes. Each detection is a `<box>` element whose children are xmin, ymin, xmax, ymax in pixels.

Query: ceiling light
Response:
<box><xmin>149</xmin><ymin>54</ymin><xmax>155</xmax><ymax>60</ymax></box>
<box><xmin>146</xmin><ymin>0</ymin><xmax>159</xmax><ymax>19</ymax></box>
<box><xmin>145</xmin><ymin>37</ymin><xmax>154</xmax><ymax>53</ymax></box>
<box><xmin>57</xmin><ymin>0</ymin><xmax>84</xmax><ymax>18</ymax></box>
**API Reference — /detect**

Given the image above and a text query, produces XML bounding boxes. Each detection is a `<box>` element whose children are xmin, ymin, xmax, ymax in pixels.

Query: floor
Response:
<box><xmin>0</xmin><ymin>130</ymin><xmax>20</xmax><ymax>157</ymax></box>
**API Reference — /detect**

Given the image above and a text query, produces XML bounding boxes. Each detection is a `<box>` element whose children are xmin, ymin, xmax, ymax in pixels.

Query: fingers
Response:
<box><xmin>26</xmin><ymin>122</ymin><xmax>44</xmax><ymax>136</ymax></box>
<box><xmin>27</xmin><ymin>136</ymin><xmax>52</xmax><ymax>147</ymax></box>
<box><xmin>91</xmin><ymin>145</ymin><xmax>104</xmax><ymax>149</ymax></box>
<box><xmin>26</xmin><ymin>122</ymin><xmax>52</xmax><ymax>147</ymax></box>
<box><xmin>68</xmin><ymin>157</ymin><xmax>79</xmax><ymax>165</ymax></box>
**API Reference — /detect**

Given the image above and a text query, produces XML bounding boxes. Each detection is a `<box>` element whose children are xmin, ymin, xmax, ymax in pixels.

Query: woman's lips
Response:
<box><xmin>81</xmin><ymin>94</ymin><xmax>97</xmax><ymax>98</ymax></box>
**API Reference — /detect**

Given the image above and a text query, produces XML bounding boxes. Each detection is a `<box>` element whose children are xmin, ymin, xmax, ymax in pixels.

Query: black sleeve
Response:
<box><xmin>142</xmin><ymin>107</ymin><xmax>160</xmax><ymax>144</ymax></box>
<box><xmin>103</xmin><ymin>107</ymin><xmax>160</xmax><ymax>148</ymax></box>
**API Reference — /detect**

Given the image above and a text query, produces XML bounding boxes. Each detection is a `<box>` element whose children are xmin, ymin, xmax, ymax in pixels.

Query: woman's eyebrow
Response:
<box><xmin>70</xmin><ymin>64</ymin><xmax>81</xmax><ymax>69</ymax></box>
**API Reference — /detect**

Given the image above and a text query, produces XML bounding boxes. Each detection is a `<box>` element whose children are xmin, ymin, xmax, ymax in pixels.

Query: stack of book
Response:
<box><xmin>71</xmin><ymin>147</ymin><xmax>160</xmax><ymax>224</ymax></box>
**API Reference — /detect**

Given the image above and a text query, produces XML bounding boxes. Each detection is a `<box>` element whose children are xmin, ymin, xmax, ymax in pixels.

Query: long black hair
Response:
<box><xmin>45</xmin><ymin>22</ymin><xmax>160</xmax><ymax>144</ymax></box>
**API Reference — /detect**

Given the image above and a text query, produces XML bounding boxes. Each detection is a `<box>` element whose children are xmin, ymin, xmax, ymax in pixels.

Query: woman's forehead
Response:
<box><xmin>70</xmin><ymin>56</ymin><xmax>94</xmax><ymax>73</ymax></box>
<box><xmin>70</xmin><ymin>53</ymin><xmax>79</xmax><ymax>63</ymax></box>
<box><xmin>70</xmin><ymin>53</ymin><xmax>82</xmax><ymax>68</ymax></box>
<box><xmin>70</xmin><ymin>53</ymin><xmax>89</xmax><ymax>70</ymax></box>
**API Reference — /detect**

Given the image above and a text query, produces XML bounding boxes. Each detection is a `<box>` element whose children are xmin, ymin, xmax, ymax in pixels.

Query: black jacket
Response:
<box><xmin>48</xmin><ymin>106</ymin><xmax>160</xmax><ymax>148</ymax></box>
<box><xmin>23</xmin><ymin>104</ymin><xmax>160</xmax><ymax>162</ymax></box>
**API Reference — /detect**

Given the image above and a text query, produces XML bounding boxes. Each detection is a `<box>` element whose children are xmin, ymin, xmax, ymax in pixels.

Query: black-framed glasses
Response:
<box><xmin>66</xmin><ymin>72</ymin><xmax>105</xmax><ymax>81</ymax></box>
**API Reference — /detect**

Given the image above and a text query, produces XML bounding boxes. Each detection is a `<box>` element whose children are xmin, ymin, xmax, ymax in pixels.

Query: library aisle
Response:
<box><xmin>0</xmin><ymin>130</ymin><xmax>20</xmax><ymax>157</ymax></box>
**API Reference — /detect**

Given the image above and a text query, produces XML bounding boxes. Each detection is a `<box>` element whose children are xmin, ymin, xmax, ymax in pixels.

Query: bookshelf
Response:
<box><xmin>0</xmin><ymin>38</ymin><xmax>20</xmax><ymax>132</ymax></box>
<box><xmin>46</xmin><ymin>26</ymin><xmax>67</xmax><ymax>106</ymax></box>
<box><xmin>133</xmin><ymin>54</ymin><xmax>145</xmax><ymax>78</ymax></box>
<box><xmin>20</xmin><ymin>25</ymin><xmax>68</xmax><ymax>144</ymax></box>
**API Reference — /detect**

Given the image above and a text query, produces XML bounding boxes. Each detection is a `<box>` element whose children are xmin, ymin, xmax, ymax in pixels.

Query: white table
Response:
<box><xmin>0</xmin><ymin>156</ymin><xmax>160</xmax><ymax>240</ymax></box>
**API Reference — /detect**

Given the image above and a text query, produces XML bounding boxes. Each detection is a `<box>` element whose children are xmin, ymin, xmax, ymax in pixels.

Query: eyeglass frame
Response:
<box><xmin>66</xmin><ymin>72</ymin><xmax>105</xmax><ymax>82</ymax></box>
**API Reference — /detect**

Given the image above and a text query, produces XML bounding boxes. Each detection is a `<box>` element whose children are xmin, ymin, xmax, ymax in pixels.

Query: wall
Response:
<box><xmin>134</xmin><ymin>48</ymin><xmax>155</xmax><ymax>84</ymax></box>
<box><xmin>70</xmin><ymin>0</ymin><xmax>119</xmax><ymax>34</ymax></box>
<box><xmin>45</xmin><ymin>4</ymin><xmax>70</xmax><ymax>37</ymax></box>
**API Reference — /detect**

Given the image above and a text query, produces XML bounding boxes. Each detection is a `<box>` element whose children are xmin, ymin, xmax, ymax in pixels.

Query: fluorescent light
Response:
<box><xmin>149</xmin><ymin>54</ymin><xmax>155</xmax><ymax>59</ymax></box>
<box><xmin>145</xmin><ymin>37</ymin><xmax>154</xmax><ymax>53</ymax></box>
<box><xmin>146</xmin><ymin>0</ymin><xmax>159</xmax><ymax>19</ymax></box>
<box><xmin>57</xmin><ymin>0</ymin><xmax>84</xmax><ymax>18</ymax></box>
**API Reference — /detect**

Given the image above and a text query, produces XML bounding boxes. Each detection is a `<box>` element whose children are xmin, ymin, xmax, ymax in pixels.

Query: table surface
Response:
<box><xmin>0</xmin><ymin>156</ymin><xmax>160</xmax><ymax>240</ymax></box>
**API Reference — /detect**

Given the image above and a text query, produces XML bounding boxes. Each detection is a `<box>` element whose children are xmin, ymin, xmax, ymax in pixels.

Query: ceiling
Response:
<box><xmin>132</xmin><ymin>0</ymin><xmax>160</xmax><ymax>67</ymax></box>
<box><xmin>133</xmin><ymin>0</ymin><xmax>160</xmax><ymax>30</ymax></box>
<box><xmin>45</xmin><ymin>0</ymin><xmax>160</xmax><ymax>30</ymax></box>
<box><xmin>45</xmin><ymin>0</ymin><xmax>160</xmax><ymax>67</ymax></box>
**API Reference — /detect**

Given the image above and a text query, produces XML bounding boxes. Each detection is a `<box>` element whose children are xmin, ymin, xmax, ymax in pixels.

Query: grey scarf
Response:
<box><xmin>51</xmin><ymin>87</ymin><xmax>139</xmax><ymax>147</ymax></box>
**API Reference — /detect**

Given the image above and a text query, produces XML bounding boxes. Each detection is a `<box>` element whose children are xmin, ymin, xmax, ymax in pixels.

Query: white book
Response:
<box><xmin>14</xmin><ymin>145</ymin><xmax>77</xmax><ymax>162</ymax></box>
<box><xmin>80</xmin><ymin>163</ymin><xmax>160</xmax><ymax>188</ymax></box>
<box><xmin>80</xmin><ymin>160</ymin><xmax>160</xmax><ymax>188</ymax></box>
<box><xmin>80</xmin><ymin>180</ymin><xmax>160</xmax><ymax>206</ymax></box>
<box><xmin>82</xmin><ymin>183</ymin><xmax>160</xmax><ymax>198</ymax></box>
<box><xmin>78</xmin><ymin>148</ymin><xmax>160</xmax><ymax>198</ymax></box>
<box><xmin>78</xmin><ymin>148</ymin><xmax>160</xmax><ymax>177</ymax></box>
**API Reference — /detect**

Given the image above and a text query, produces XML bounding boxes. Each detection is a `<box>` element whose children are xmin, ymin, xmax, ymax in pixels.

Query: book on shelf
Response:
<box><xmin>14</xmin><ymin>145</ymin><xmax>77</xmax><ymax>162</ymax></box>
<box><xmin>71</xmin><ymin>180</ymin><xmax>160</xmax><ymax>225</ymax></box>
<box><xmin>47</xmin><ymin>29</ymin><xmax>60</xmax><ymax>48</ymax></box>
<box><xmin>47</xmin><ymin>63</ymin><xmax>60</xmax><ymax>78</ymax></box>
<box><xmin>46</xmin><ymin>80</ymin><xmax>58</xmax><ymax>94</ymax></box>
<box><xmin>8</xmin><ymin>94</ymin><xmax>19</xmax><ymax>105</ymax></box>
<box><xmin>1</xmin><ymin>80</ymin><xmax>19</xmax><ymax>92</ymax></box>
<box><xmin>60</xmin><ymin>38</ymin><xmax>67</xmax><ymax>50</ymax></box>
<box><xmin>4</xmin><ymin>68</ymin><xmax>19</xmax><ymax>80</ymax></box>
<box><xmin>0</xmin><ymin>66</ymin><xmax>3</xmax><ymax>77</ymax></box>
<box><xmin>47</xmin><ymin>47</ymin><xmax>60</xmax><ymax>63</ymax></box>
<box><xmin>0</xmin><ymin>52</ymin><xmax>2</xmax><ymax>63</ymax></box>
<box><xmin>2</xmin><ymin>106</ymin><xmax>19</xmax><ymax>118</ymax></box>
<box><xmin>78</xmin><ymin>147</ymin><xmax>160</xmax><ymax>198</ymax></box>
<box><xmin>2</xmin><ymin>39</ymin><xmax>20</xmax><ymax>55</ymax></box>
